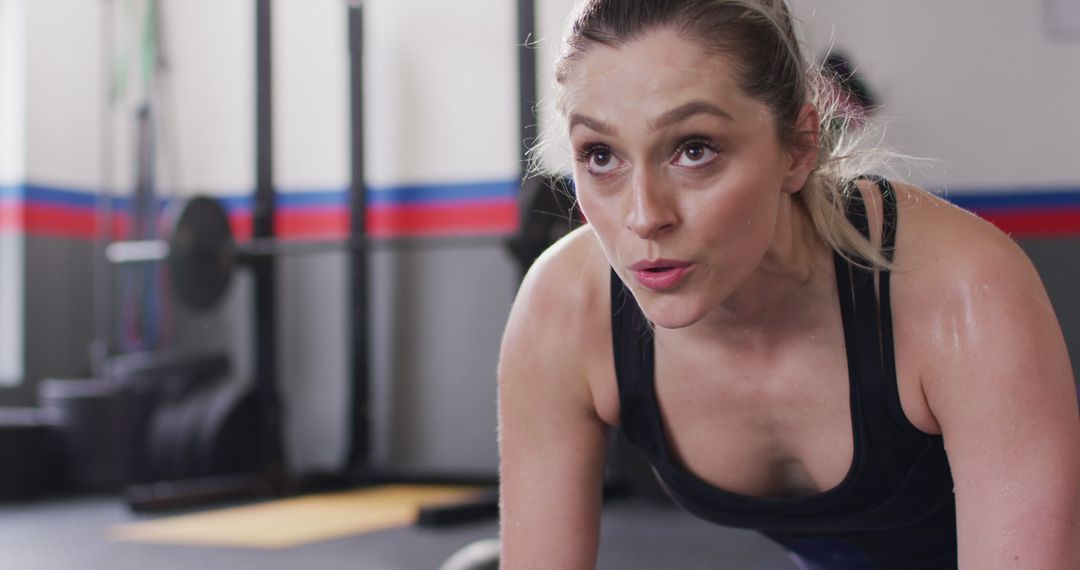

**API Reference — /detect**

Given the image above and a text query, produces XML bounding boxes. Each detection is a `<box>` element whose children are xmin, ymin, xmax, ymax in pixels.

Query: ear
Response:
<box><xmin>780</xmin><ymin>103</ymin><xmax>820</xmax><ymax>195</ymax></box>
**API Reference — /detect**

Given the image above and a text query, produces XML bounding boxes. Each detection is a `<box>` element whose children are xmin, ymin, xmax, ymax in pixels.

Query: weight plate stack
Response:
<box><xmin>0</xmin><ymin>407</ymin><xmax>64</xmax><ymax>501</ymax></box>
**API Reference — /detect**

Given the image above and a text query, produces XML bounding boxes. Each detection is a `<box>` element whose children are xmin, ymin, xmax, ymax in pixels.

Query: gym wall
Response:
<box><xmin>149</xmin><ymin>0</ymin><xmax>523</xmax><ymax>476</ymax></box>
<box><xmin>21</xmin><ymin>0</ymin><xmax>104</xmax><ymax>403</ymax></box>
<box><xmin>1</xmin><ymin>0</ymin><xmax>107</xmax><ymax>404</ymax></box>
<box><xmin>1</xmin><ymin>0</ymin><xmax>522</xmax><ymax>478</ymax></box>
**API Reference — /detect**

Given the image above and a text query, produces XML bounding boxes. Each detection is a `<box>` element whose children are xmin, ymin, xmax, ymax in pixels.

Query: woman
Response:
<box><xmin>497</xmin><ymin>0</ymin><xmax>1080</xmax><ymax>568</ymax></box>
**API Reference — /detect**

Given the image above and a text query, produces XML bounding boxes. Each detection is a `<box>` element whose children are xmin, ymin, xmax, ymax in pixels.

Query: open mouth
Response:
<box><xmin>632</xmin><ymin>264</ymin><xmax>692</xmax><ymax>291</ymax></box>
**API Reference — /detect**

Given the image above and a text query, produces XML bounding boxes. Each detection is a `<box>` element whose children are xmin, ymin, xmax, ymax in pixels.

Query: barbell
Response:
<box><xmin>106</xmin><ymin>196</ymin><xmax>365</xmax><ymax>310</ymax></box>
<box><xmin>107</xmin><ymin>178</ymin><xmax>572</xmax><ymax>310</ymax></box>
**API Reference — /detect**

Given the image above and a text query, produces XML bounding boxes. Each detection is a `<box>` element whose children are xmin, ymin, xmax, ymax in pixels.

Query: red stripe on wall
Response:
<box><xmin>274</xmin><ymin>207</ymin><xmax>349</xmax><ymax>239</ymax></box>
<box><xmin>20</xmin><ymin>205</ymin><xmax>131</xmax><ymax>240</ymax></box>
<box><xmin>367</xmin><ymin>202</ymin><xmax>519</xmax><ymax>238</ymax></box>
<box><xmin>13</xmin><ymin>200</ymin><xmax>1080</xmax><ymax>242</ymax></box>
<box><xmin>15</xmin><ymin>206</ymin><xmax>494</xmax><ymax>242</ymax></box>
<box><xmin>0</xmin><ymin>203</ymin><xmax>23</xmax><ymax>233</ymax></box>
<box><xmin>228</xmin><ymin>213</ymin><xmax>253</xmax><ymax>242</ymax></box>
<box><xmin>977</xmin><ymin>209</ymin><xmax>1080</xmax><ymax>237</ymax></box>
<box><xmin>23</xmin><ymin>205</ymin><xmax>99</xmax><ymax>239</ymax></box>
<box><xmin>265</xmin><ymin>202</ymin><xmax>520</xmax><ymax>240</ymax></box>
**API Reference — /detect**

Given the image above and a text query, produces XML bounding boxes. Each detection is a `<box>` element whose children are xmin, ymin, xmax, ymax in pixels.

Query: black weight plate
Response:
<box><xmin>150</xmin><ymin>387</ymin><xmax>213</xmax><ymax>480</ymax></box>
<box><xmin>148</xmin><ymin>398</ymin><xmax>187</xmax><ymax>480</ymax></box>
<box><xmin>192</xmin><ymin>380</ymin><xmax>256</xmax><ymax>477</ymax></box>
<box><xmin>173</xmin><ymin>386</ymin><xmax>220</xmax><ymax>480</ymax></box>
<box><xmin>167</xmin><ymin>196</ymin><xmax>235</xmax><ymax>310</ymax></box>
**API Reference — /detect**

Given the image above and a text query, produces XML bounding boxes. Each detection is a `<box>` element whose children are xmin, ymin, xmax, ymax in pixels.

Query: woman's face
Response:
<box><xmin>563</xmin><ymin>28</ymin><xmax>807</xmax><ymax>330</ymax></box>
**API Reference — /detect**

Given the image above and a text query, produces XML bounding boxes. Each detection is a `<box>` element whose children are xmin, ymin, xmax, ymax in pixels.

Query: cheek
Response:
<box><xmin>575</xmin><ymin>180</ymin><xmax>615</xmax><ymax>230</ymax></box>
<box><xmin>689</xmin><ymin>182</ymin><xmax>781</xmax><ymax>258</ymax></box>
<box><xmin>690</xmin><ymin>181</ymin><xmax>766</xmax><ymax>225</ymax></box>
<box><xmin>575</xmin><ymin>187</ymin><xmax>626</xmax><ymax>263</ymax></box>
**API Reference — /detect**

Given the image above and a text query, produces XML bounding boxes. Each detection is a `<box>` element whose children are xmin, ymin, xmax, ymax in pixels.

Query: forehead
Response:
<box><xmin>561</xmin><ymin>28</ymin><xmax>758</xmax><ymax>129</ymax></box>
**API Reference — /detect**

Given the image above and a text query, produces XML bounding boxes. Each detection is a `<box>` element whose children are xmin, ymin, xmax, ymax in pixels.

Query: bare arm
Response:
<box><xmin>498</xmin><ymin>241</ymin><xmax>610</xmax><ymax>570</ymax></box>
<box><xmin>921</xmin><ymin>235</ymin><xmax>1080</xmax><ymax>568</ymax></box>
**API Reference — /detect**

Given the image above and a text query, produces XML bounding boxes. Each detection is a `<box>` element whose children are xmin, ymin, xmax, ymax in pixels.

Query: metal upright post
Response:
<box><xmin>346</xmin><ymin>0</ymin><xmax>370</xmax><ymax>476</ymax></box>
<box><xmin>254</xmin><ymin>0</ymin><xmax>285</xmax><ymax>484</ymax></box>
<box><xmin>518</xmin><ymin>0</ymin><xmax>538</xmax><ymax>175</ymax></box>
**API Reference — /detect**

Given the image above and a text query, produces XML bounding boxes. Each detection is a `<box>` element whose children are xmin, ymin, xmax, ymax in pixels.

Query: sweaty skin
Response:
<box><xmin>498</xmin><ymin>28</ymin><xmax>1080</xmax><ymax>570</ymax></box>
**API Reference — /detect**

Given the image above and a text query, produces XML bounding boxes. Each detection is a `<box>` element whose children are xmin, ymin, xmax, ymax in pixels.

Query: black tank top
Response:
<box><xmin>610</xmin><ymin>177</ymin><xmax>957</xmax><ymax>569</ymax></box>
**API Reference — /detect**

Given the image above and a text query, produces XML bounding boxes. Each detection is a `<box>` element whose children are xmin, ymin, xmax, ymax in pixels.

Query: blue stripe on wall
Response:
<box><xmin>24</xmin><ymin>184</ymin><xmax>105</xmax><ymax>207</ymax></box>
<box><xmin>366</xmin><ymin>179</ymin><xmax>518</xmax><ymax>205</ymax></box>
<box><xmin>216</xmin><ymin>195</ymin><xmax>252</xmax><ymax>212</ymax></box>
<box><xmin>0</xmin><ymin>184</ymin><xmax>25</xmax><ymax>201</ymax></box>
<box><xmin>10</xmin><ymin>179</ymin><xmax>522</xmax><ymax>211</ymax></box>
<box><xmin>947</xmin><ymin>188</ymin><xmax>1080</xmax><ymax>210</ymax></box>
<box><xmin>12</xmin><ymin>180</ymin><xmax>1080</xmax><ymax>214</ymax></box>
<box><xmin>223</xmin><ymin>180</ymin><xmax>521</xmax><ymax>211</ymax></box>
<box><xmin>274</xmin><ymin>190</ymin><xmax>346</xmax><ymax>208</ymax></box>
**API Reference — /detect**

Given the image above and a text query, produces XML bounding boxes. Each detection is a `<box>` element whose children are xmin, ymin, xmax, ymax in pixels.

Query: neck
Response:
<box><xmin>677</xmin><ymin>194</ymin><xmax>835</xmax><ymax>347</ymax></box>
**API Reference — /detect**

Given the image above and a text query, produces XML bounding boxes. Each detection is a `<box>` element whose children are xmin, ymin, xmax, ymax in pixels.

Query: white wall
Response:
<box><xmin>363</xmin><ymin>1</ymin><xmax>520</xmax><ymax>186</ymax></box>
<box><xmin>96</xmin><ymin>0</ymin><xmax>254</xmax><ymax>200</ymax></box>
<box><xmin>797</xmin><ymin>0</ymin><xmax>1080</xmax><ymax>191</ymax></box>
<box><xmin>274</xmin><ymin>0</ymin><xmax>348</xmax><ymax>191</ymax></box>
<box><xmin>24</xmin><ymin>0</ymin><xmax>103</xmax><ymax>189</ymax></box>
<box><xmin>150</xmin><ymin>0</ymin><xmax>254</xmax><ymax>198</ymax></box>
<box><xmin>534</xmin><ymin>0</ymin><xmax>578</xmax><ymax>173</ymax></box>
<box><xmin>0</xmin><ymin>0</ymin><xmax>26</xmax><ymax>186</ymax></box>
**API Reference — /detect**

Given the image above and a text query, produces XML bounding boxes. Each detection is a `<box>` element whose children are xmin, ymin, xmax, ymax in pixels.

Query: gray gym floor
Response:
<box><xmin>0</xmin><ymin>494</ymin><xmax>795</xmax><ymax>569</ymax></box>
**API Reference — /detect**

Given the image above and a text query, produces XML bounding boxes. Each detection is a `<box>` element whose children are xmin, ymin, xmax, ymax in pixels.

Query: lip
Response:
<box><xmin>629</xmin><ymin>258</ymin><xmax>693</xmax><ymax>291</ymax></box>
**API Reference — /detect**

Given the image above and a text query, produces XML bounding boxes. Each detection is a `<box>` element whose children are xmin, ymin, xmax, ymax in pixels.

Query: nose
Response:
<box><xmin>626</xmin><ymin>168</ymin><xmax>677</xmax><ymax>240</ymax></box>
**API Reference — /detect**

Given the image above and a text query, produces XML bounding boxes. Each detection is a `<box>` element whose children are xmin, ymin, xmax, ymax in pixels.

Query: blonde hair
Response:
<box><xmin>544</xmin><ymin>0</ymin><xmax>902</xmax><ymax>269</ymax></box>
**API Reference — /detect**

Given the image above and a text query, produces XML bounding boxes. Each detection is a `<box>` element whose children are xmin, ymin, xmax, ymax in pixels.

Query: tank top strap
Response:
<box><xmin>853</xmin><ymin>174</ymin><xmax>898</xmax><ymax>260</ymax></box>
<box><xmin>843</xmin><ymin>176</ymin><xmax>923</xmax><ymax>436</ymax></box>
<box><xmin>863</xmin><ymin>176</ymin><xmax>918</xmax><ymax>435</ymax></box>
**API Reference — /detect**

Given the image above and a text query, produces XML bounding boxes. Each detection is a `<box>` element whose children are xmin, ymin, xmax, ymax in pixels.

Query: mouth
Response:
<box><xmin>629</xmin><ymin>259</ymin><xmax>693</xmax><ymax>291</ymax></box>
<box><xmin>629</xmin><ymin>258</ymin><xmax>692</xmax><ymax>271</ymax></box>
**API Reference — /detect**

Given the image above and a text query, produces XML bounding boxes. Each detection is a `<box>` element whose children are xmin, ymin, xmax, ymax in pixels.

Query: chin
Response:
<box><xmin>635</xmin><ymin>293</ymin><xmax>708</xmax><ymax>330</ymax></box>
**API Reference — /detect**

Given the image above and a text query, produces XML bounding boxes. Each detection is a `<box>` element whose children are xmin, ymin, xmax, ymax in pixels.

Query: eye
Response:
<box><xmin>575</xmin><ymin>144</ymin><xmax>624</xmax><ymax>176</ymax></box>
<box><xmin>672</xmin><ymin>140</ymin><xmax>719</xmax><ymax>168</ymax></box>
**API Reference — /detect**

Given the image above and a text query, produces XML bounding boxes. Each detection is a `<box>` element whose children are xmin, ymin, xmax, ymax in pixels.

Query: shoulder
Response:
<box><xmin>885</xmin><ymin>181</ymin><xmax>1070</xmax><ymax>420</ymax></box>
<box><xmin>849</xmin><ymin>177</ymin><xmax>1024</xmax><ymax>272</ymax></box>
<box><xmin>890</xmin><ymin>181</ymin><xmax>1040</xmax><ymax>293</ymax></box>
<box><xmin>499</xmin><ymin>224</ymin><xmax>615</xmax><ymax>415</ymax></box>
<box><xmin>505</xmin><ymin>223</ymin><xmax>610</xmax><ymax>343</ymax></box>
<box><xmin>887</xmin><ymin>184</ymin><xmax>1080</xmax><ymax>564</ymax></box>
<box><xmin>890</xmin><ymin>181</ymin><xmax>1049</xmax><ymax>341</ymax></box>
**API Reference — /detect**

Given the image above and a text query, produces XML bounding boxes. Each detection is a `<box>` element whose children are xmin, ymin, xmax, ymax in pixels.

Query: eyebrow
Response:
<box><xmin>650</xmin><ymin>100</ymin><xmax>735</xmax><ymax>130</ymax></box>
<box><xmin>568</xmin><ymin>113</ymin><xmax>616</xmax><ymax>136</ymax></box>
<box><xmin>567</xmin><ymin>100</ymin><xmax>735</xmax><ymax>136</ymax></box>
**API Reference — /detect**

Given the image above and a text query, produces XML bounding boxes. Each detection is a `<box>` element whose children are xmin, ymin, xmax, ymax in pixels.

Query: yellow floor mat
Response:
<box><xmin>108</xmin><ymin>484</ymin><xmax>484</xmax><ymax>550</ymax></box>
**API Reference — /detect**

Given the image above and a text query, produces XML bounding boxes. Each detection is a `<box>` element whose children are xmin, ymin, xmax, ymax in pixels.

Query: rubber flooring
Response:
<box><xmin>0</xmin><ymin>494</ymin><xmax>795</xmax><ymax>569</ymax></box>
